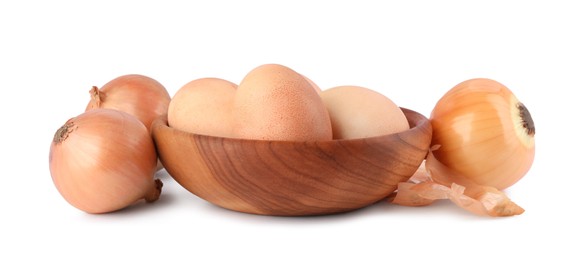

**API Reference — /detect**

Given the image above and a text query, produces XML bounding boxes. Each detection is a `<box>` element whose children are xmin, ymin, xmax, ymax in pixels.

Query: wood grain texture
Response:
<box><xmin>152</xmin><ymin>108</ymin><xmax>432</xmax><ymax>216</ymax></box>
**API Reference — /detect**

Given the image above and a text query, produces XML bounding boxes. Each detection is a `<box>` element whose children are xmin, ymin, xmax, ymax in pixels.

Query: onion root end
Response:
<box><xmin>144</xmin><ymin>179</ymin><xmax>163</xmax><ymax>203</ymax></box>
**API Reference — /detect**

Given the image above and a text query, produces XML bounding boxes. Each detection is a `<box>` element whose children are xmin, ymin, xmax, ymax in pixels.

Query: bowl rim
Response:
<box><xmin>152</xmin><ymin>107</ymin><xmax>429</xmax><ymax>144</ymax></box>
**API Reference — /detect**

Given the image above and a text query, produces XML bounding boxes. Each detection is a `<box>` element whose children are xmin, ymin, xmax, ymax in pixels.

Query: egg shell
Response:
<box><xmin>168</xmin><ymin>78</ymin><xmax>237</xmax><ymax>138</ymax></box>
<box><xmin>301</xmin><ymin>74</ymin><xmax>322</xmax><ymax>93</ymax></box>
<box><xmin>321</xmin><ymin>85</ymin><xmax>409</xmax><ymax>139</ymax></box>
<box><xmin>233</xmin><ymin>64</ymin><xmax>333</xmax><ymax>141</ymax></box>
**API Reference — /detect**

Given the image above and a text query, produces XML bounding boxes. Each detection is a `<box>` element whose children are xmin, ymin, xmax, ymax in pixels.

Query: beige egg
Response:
<box><xmin>168</xmin><ymin>78</ymin><xmax>236</xmax><ymax>138</ymax></box>
<box><xmin>233</xmin><ymin>64</ymin><xmax>333</xmax><ymax>141</ymax></box>
<box><xmin>321</xmin><ymin>86</ymin><xmax>409</xmax><ymax>139</ymax></box>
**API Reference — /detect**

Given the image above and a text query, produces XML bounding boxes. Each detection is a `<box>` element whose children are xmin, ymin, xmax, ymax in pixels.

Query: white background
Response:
<box><xmin>1</xmin><ymin>0</ymin><xmax>580</xmax><ymax>259</ymax></box>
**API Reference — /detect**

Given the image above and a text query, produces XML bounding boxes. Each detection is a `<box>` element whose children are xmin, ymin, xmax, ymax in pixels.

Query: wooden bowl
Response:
<box><xmin>152</xmin><ymin>108</ymin><xmax>432</xmax><ymax>216</ymax></box>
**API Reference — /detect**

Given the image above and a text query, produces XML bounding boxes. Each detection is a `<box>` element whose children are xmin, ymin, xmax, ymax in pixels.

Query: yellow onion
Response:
<box><xmin>430</xmin><ymin>78</ymin><xmax>535</xmax><ymax>190</ymax></box>
<box><xmin>87</xmin><ymin>74</ymin><xmax>171</xmax><ymax>171</ymax></box>
<box><xmin>49</xmin><ymin>109</ymin><xmax>162</xmax><ymax>214</ymax></box>
<box><xmin>391</xmin><ymin>78</ymin><xmax>534</xmax><ymax>216</ymax></box>
<box><xmin>86</xmin><ymin>74</ymin><xmax>171</xmax><ymax>131</ymax></box>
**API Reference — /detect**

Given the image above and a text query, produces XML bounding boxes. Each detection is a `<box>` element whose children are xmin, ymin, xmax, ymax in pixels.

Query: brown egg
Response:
<box><xmin>301</xmin><ymin>74</ymin><xmax>322</xmax><ymax>93</ymax></box>
<box><xmin>168</xmin><ymin>78</ymin><xmax>236</xmax><ymax>138</ymax></box>
<box><xmin>321</xmin><ymin>86</ymin><xmax>409</xmax><ymax>139</ymax></box>
<box><xmin>233</xmin><ymin>64</ymin><xmax>333</xmax><ymax>141</ymax></box>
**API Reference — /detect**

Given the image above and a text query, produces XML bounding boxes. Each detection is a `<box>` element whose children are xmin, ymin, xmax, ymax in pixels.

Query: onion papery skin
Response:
<box><xmin>49</xmin><ymin>109</ymin><xmax>160</xmax><ymax>214</ymax></box>
<box><xmin>430</xmin><ymin>78</ymin><xmax>535</xmax><ymax>190</ymax></box>
<box><xmin>86</xmin><ymin>74</ymin><xmax>171</xmax><ymax>131</ymax></box>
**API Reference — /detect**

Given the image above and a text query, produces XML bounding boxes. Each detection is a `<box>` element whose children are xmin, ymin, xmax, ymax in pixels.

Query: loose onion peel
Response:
<box><xmin>390</xmin><ymin>147</ymin><xmax>525</xmax><ymax>217</ymax></box>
